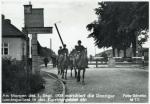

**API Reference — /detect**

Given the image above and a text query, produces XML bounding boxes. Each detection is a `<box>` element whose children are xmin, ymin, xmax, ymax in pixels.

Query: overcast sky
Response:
<box><xmin>1</xmin><ymin>0</ymin><xmax>149</xmax><ymax>56</ymax></box>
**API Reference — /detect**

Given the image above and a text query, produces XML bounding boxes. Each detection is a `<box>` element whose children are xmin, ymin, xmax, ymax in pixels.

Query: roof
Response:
<box><xmin>2</xmin><ymin>16</ymin><xmax>27</xmax><ymax>39</ymax></box>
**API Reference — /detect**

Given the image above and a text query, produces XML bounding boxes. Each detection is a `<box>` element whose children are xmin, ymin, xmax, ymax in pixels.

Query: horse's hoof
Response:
<box><xmin>63</xmin><ymin>81</ymin><xmax>66</xmax><ymax>84</ymax></box>
<box><xmin>82</xmin><ymin>81</ymin><xmax>85</xmax><ymax>85</ymax></box>
<box><xmin>77</xmin><ymin>79</ymin><xmax>80</xmax><ymax>82</ymax></box>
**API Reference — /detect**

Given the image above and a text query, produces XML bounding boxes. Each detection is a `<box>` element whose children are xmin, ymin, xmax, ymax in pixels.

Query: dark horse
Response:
<box><xmin>75</xmin><ymin>49</ymin><xmax>88</xmax><ymax>83</ymax></box>
<box><xmin>57</xmin><ymin>54</ymin><xmax>69</xmax><ymax>79</ymax></box>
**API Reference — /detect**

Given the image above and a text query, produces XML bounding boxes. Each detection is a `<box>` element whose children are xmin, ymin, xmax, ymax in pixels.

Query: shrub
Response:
<box><xmin>2</xmin><ymin>58</ymin><xmax>45</xmax><ymax>94</ymax></box>
<box><xmin>29</xmin><ymin>74</ymin><xmax>45</xmax><ymax>93</ymax></box>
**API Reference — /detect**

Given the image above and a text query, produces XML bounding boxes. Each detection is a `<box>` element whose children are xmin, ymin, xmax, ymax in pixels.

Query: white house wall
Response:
<box><xmin>2</xmin><ymin>38</ymin><xmax>27</xmax><ymax>61</ymax></box>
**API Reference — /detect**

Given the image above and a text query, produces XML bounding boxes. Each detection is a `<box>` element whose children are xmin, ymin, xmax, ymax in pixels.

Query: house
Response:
<box><xmin>2</xmin><ymin>15</ymin><xmax>29</xmax><ymax>61</ymax></box>
<box><xmin>96</xmin><ymin>47</ymin><xmax>149</xmax><ymax>63</ymax></box>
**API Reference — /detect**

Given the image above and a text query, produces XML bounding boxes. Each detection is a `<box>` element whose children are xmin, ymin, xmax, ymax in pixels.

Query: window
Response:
<box><xmin>2</xmin><ymin>42</ymin><xmax>9</xmax><ymax>55</ymax></box>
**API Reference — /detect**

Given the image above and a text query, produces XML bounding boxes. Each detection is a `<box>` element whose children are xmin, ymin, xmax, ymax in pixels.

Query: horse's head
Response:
<box><xmin>75</xmin><ymin>49</ymin><xmax>88</xmax><ymax>68</ymax></box>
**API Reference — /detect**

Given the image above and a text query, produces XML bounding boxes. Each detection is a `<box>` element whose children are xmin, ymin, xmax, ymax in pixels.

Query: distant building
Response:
<box><xmin>2</xmin><ymin>15</ymin><xmax>29</xmax><ymax>60</ymax></box>
<box><xmin>96</xmin><ymin>47</ymin><xmax>149</xmax><ymax>61</ymax></box>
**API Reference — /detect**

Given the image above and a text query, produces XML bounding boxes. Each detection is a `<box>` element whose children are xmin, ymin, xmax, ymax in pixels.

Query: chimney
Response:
<box><xmin>5</xmin><ymin>19</ymin><xmax>11</xmax><ymax>24</ymax></box>
<box><xmin>2</xmin><ymin>15</ymin><xmax>5</xmax><ymax>20</ymax></box>
<box><xmin>29</xmin><ymin>1</ymin><xmax>32</xmax><ymax>5</ymax></box>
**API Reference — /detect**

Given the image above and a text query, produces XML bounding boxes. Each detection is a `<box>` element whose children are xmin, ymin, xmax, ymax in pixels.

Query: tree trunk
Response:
<box><xmin>117</xmin><ymin>49</ymin><xmax>120</xmax><ymax>57</ymax></box>
<box><xmin>112</xmin><ymin>48</ymin><xmax>115</xmax><ymax>57</ymax></box>
<box><xmin>123</xmin><ymin>48</ymin><xmax>127</xmax><ymax>58</ymax></box>
<box><xmin>132</xmin><ymin>34</ymin><xmax>136</xmax><ymax>57</ymax></box>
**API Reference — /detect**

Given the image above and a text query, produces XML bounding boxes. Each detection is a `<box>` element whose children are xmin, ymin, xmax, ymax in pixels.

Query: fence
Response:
<box><xmin>88</xmin><ymin>57</ymin><xmax>148</xmax><ymax>68</ymax></box>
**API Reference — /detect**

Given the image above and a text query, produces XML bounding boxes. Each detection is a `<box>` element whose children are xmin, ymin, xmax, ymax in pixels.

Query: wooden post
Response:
<box><xmin>50</xmin><ymin>38</ymin><xmax>52</xmax><ymax>50</ymax></box>
<box><xmin>24</xmin><ymin>4</ymin><xmax>52</xmax><ymax>75</ymax></box>
<box><xmin>96</xmin><ymin>60</ymin><xmax>98</xmax><ymax>68</ymax></box>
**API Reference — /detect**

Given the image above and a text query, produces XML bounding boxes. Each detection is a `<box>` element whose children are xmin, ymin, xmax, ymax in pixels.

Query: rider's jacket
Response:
<box><xmin>62</xmin><ymin>48</ymin><xmax>68</xmax><ymax>55</ymax></box>
<box><xmin>76</xmin><ymin>45</ymin><xmax>85</xmax><ymax>53</ymax></box>
<box><xmin>58</xmin><ymin>49</ymin><xmax>63</xmax><ymax>55</ymax></box>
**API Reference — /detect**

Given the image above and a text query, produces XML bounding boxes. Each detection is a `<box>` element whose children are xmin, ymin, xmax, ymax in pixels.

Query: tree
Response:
<box><xmin>87</xmin><ymin>2</ymin><xmax>148</xmax><ymax>57</ymax></box>
<box><xmin>37</xmin><ymin>41</ymin><xmax>56</xmax><ymax>58</ymax></box>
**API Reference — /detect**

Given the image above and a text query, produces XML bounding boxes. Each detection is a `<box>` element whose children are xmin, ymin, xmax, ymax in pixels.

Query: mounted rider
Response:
<box><xmin>61</xmin><ymin>44</ymin><xmax>69</xmax><ymax>67</ymax></box>
<box><xmin>57</xmin><ymin>46</ymin><xmax>63</xmax><ymax>66</ymax></box>
<box><xmin>76</xmin><ymin>40</ymin><xmax>85</xmax><ymax>53</ymax></box>
<box><xmin>75</xmin><ymin>40</ymin><xmax>88</xmax><ymax>68</ymax></box>
<box><xmin>60</xmin><ymin>44</ymin><xmax>69</xmax><ymax>79</ymax></box>
<box><xmin>58</xmin><ymin>46</ymin><xmax>63</xmax><ymax>55</ymax></box>
<box><xmin>57</xmin><ymin>46</ymin><xmax>63</xmax><ymax>74</ymax></box>
<box><xmin>75</xmin><ymin>40</ymin><xmax>88</xmax><ymax>82</ymax></box>
<box><xmin>62</xmin><ymin>44</ymin><xmax>69</xmax><ymax>55</ymax></box>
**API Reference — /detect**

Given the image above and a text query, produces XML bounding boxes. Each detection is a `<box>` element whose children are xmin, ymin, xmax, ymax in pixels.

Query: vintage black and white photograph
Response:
<box><xmin>1</xmin><ymin>0</ymin><xmax>149</xmax><ymax>103</ymax></box>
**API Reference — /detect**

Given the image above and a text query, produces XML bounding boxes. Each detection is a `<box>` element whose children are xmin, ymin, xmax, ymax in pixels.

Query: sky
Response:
<box><xmin>1</xmin><ymin>0</ymin><xmax>150</xmax><ymax>56</ymax></box>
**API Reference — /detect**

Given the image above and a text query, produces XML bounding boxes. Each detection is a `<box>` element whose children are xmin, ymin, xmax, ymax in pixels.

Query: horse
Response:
<box><xmin>57</xmin><ymin>55</ymin><xmax>63</xmax><ymax>75</ymax></box>
<box><xmin>58</xmin><ymin>54</ymin><xmax>69</xmax><ymax>79</ymax></box>
<box><xmin>75</xmin><ymin>49</ymin><xmax>88</xmax><ymax>83</ymax></box>
<box><xmin>68</xmin><ymin>54</ymin><xmax>77</xmax><ymax>78</ymax></box>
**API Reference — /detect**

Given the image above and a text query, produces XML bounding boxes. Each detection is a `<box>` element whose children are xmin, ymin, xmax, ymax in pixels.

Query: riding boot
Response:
<box><xmin>58</xmin><ymin>70</ymin><xmax>59</xmax><ymax>75</ymax></box>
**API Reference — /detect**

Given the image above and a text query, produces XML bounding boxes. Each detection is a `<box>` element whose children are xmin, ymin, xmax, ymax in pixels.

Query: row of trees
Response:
<box><xmin>87</xmin><ymin>2</ymin><xmax>148</xmax><ymax>57</ymax></box>
<box><xmin>37</xmin><ymin>41</ymin><xmax>56</xmax><ymax>58</ymax></box>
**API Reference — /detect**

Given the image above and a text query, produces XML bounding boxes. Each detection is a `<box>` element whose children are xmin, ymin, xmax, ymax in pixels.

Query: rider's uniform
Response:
<box><xmin>76</xmin><ymin>45</ymin><xmax>85</xmax><ymax>53</ymax></box>
<box><xmin>57</xmin><ymin>48</ymin><xmax>63</xmax><ymax>62</ymax></box>
<box><xmin>76</xmin><ymin>45</ymin><xmax>88</xmax><ymax>68</ymax></box>
<box><xmin>61</xmin><ymin>48</ymin><xmax>69</xmax><ymax>68</ymax></box>
<box><xmin>62</xmin><ymin>48</ymin><xmax>68</xmax><ymax>55</ymax></box>
<box><xmin>58</xmin><ymin>49</ymin><xmax>63</xmax><ymax>55</ymax></box>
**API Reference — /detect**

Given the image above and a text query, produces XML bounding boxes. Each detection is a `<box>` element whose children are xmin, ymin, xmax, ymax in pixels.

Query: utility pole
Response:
<box><xmin>50</xmin><ymin>38</ymin><xmax>52</xmax><ymax>50</ymax></box>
